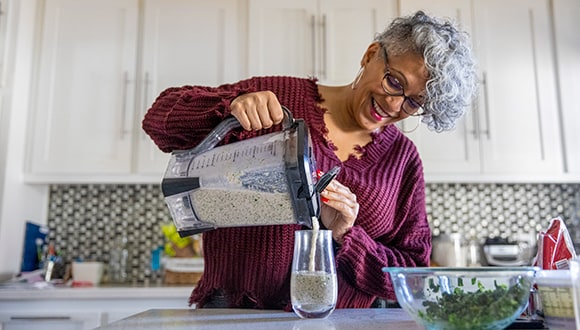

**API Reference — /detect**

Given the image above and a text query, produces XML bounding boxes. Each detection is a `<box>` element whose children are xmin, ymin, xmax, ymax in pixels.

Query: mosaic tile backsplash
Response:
<box><xmin>46</xmin><ymin>183</ymin><xmax>580</xmax><ymax>283</ymax></box>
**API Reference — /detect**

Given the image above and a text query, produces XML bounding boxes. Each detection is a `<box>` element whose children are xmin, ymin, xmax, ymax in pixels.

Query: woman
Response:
<box><xmin>143</xmin><ymin>11</ymin><xmax>477</xmax><ymax>309</ymax></box>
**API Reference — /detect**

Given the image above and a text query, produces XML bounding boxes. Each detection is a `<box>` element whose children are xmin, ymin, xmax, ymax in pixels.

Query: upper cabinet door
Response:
<box><xmin>473</xmin><ymin>0</ymin><xmax>562</xmax><ymax>176</ymax></box>
<box><xmin>552</xmin><ymin>0</ymin><xmax>580</xmax><ymax>176</ymax></box>
<box><xmin>138</xmin><ymin>0</ymin><xmax>242</xmax><ymax>175</ymax></box>
<box><xmin>27</xmin><ymin>0</ymin><xmax>139</xmax><ymax>176</ymax></box>
<box><xmin>399</xmin><ymin>0</ymin><xmax>481</xmax><ymax>176</ymax></box>
<box><xmin>399</xmin><ymin>0</ymin><xmax>563</xmax><ymax>181</ymax></box>
<box><xmin>247</xmin><ymin>0</ymin><xmax>318</xmax><ymax>78</ymax></box>
<box><xmin>247</xmin><ymin>0</ymin><xmax>397</xmax><ymax>85</ymax></box>
<box><xmin>319</xmin><ymin>0</ymin><xmax>398</xmax><ymax>85</ymax></box>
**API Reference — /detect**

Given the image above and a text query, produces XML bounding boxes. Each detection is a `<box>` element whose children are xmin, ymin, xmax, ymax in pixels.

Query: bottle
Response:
<box><xmin>150</xmin><ymin>246</ymin><xmax>164</xmax><ymax>285</ymax></box>
<box><xmin>466</xmin><ymin>237</ymin><xmax>482</xmax><ymax>267</ymax></box>
<box><xmin>108</xmin><ymin>236</ymin><xmax>131</xmax><ymax>283</ymax></box>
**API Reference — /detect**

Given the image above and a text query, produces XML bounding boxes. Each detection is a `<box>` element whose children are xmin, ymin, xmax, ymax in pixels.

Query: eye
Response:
<box><xmin>406</xmin><ymin>97</ymin><xmax>422</xmax><ymax>109</ymax></box>
<box><xmin>385</xmin><ymin>74</ymin><xmax>403</xmax><ymax>92</ymax></box>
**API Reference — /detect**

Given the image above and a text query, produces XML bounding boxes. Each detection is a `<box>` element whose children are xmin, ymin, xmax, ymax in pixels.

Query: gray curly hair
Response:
<box><xmin>375</xmin><ymin>11</ymin><xmax>478</xmax><ymax>132</ymax></box>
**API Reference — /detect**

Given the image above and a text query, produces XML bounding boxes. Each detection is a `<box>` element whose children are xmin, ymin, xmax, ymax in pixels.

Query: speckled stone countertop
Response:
<box><xmin>95</xmin><ymin>308</ymin><xmax>422</xmax><ymax>330</ymax></box>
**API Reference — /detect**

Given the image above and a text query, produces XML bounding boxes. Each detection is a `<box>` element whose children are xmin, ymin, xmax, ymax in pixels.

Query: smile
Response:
<box><xmin>371</xmin><ymin>99</ymin><xmax>391</xmax><ymax>120</ymax></box>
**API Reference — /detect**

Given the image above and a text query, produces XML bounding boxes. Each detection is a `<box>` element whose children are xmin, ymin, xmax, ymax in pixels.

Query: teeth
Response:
<box><xmin>373</xmin><ymin>99</ymin><xmax>389</xmax><ymax>118</ymax></box>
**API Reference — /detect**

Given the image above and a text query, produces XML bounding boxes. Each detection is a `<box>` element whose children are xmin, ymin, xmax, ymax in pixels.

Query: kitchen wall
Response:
<box><xmin>46</xmin><ymin>182</ymin><xmax>580</xmax><ymax>283</ymax></box>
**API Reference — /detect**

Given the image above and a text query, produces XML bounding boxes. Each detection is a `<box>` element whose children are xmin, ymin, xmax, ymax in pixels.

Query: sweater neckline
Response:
<box><xmin>309</xmin><ymin>82</ymin><xmax>401</xmax><ymax>169</ymax></box>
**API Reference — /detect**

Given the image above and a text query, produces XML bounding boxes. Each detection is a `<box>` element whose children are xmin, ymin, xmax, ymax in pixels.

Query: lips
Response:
<box><xmin>371</xmin><ymin>99</ymin><xmax>390</xmax><ymax>121</ymax></box>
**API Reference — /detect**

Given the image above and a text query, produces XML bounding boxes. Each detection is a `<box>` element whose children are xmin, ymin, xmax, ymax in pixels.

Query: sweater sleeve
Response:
<box><xmin>334</xmin><ymin>154</ymin><xmax>431</xmax><ymax>305</ymax></box>
<box><xmin>142</xmin><ymin>82</ymin><xmax>258</xmax><ymax>152</ymax></box>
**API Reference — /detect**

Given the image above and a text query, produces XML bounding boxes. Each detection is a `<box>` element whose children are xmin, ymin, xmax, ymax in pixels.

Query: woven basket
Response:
<box><xmin>163</xmin><ymin>257</ymin><xmax>204</xmax><ymax>284</ymax></box>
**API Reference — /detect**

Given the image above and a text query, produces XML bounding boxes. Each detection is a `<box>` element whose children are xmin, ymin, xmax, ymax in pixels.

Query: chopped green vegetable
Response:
<box><xmin>417</xmin><ymin>276</ymin><xmax>531</xmax><ymax>330</ymax></box>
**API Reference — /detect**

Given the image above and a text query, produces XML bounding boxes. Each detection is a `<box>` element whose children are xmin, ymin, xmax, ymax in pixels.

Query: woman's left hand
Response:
<box><xmin>319</xmin><ymin>180</ymin><xmax>359</xmax><ymax>245</ymax></box>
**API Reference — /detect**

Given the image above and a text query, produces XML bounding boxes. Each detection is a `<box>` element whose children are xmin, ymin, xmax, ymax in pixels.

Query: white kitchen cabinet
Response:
<box><xmin>137</xmin><ymin>0</ymin><xmax>243</xmax><ymax>174</ymax></box>
<box><xmin>0</xmin><ymin>286</ymin><xmax>191</xmax><ymax>329</ymax></box>
<box><xmin>25</xmin><ymin>0</ymin><xmax>243</xmax><ymax>183</ymax></box>
<box><xmin>0</xmin><ymin>0</ymin><xmax>10</xmax><ymax>87</ymax></box>
<box><xmin>248</xmin><ymin>0</ymin><xmax>398</xmax><ymax>86</ymax></box>
<box><xmin>552</xmin><ymin>0</ymin><xmax>580</xmax><ymax>178</ymax></box>
<box><xmin>26</xmin><ymin>0</ymin><xmax>139</xmax><ymax>181</ymax></box>
<box><xmin>400</xmin><ymin>0</ymin><xmax>563</xmax><ymax>182</ymax></box>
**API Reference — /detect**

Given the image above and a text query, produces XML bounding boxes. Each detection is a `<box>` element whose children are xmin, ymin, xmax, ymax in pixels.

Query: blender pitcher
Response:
<box><xmin>161</xmin><ymin>106</ymin><xmax>338</xmax><ymax>237</ymax></box>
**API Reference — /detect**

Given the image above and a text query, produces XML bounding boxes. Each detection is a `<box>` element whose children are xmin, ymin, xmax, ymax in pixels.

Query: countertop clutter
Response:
<box><xmin>95</xmin><ymin>308</ymin><xmax>422</xmax><ymax>330</ymax></box>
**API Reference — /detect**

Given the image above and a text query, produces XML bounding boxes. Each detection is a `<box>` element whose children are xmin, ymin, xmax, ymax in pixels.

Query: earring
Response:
<box><xmin>401</xmin><ymin>116</ymin><xmax>421</xmax><ymax>133</ymax></box>
<box><xmin>351</xmin><ymin>67</ymin><xmax>365</xmax><ymax>89</ymax></box>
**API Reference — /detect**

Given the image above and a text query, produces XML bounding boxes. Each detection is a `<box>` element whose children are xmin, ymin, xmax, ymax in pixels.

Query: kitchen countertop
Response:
<box><xmin>95</xmin><ymin>308</ymin><xmax>422</xmax><ymax>330</ymax></box>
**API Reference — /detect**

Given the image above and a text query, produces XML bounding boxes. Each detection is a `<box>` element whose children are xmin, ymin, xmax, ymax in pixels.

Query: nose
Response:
<box><xmin>384</xmin><ymin>94</ymin><xmax>405</xmax><ymax>115</ymax></box>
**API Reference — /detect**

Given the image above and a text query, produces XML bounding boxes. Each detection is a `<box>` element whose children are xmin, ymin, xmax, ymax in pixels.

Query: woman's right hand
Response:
<box><xmin>230</xmin><ymin>91</ymin><xmax>284</xmax><ymax>131</ymax></box>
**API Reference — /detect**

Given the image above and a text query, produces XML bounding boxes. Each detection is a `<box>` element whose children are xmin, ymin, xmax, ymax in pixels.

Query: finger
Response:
<box><xmin>322</xmin><ymin>199</ymin><xmax>358</xmax><ymax>227</ymax></box>
<box><xmin>230</xmin><ymin>99</ymin><xmax>254</xmax><ymax>131</ymax></box>
<box><xmin>246</xmin><ymin>107</ymin><xmax>262</xmax><ymax>130</ymax></box>
<box><xmin>323</xmin><ymin>181</ymin><xmax>357</xmax><ymax>204</ymax></box>
<box><xmin>267</xmin><ymin>97</ymin><xmax>284</xmax><ymax>125</ymax></box>
<box><xmin>255</xmin><ymin>102</ymin><xmax>272</xmax><ymax>129</ymax></box>
<box><xmin>232</xmin><ymin>109</ymin><xmax>253</xmax><ymax>131</ymax></box>
<box><xmin>320</xmin><ymin>189</ymin><xmax>358</xmax><ymax>209</ymax></box>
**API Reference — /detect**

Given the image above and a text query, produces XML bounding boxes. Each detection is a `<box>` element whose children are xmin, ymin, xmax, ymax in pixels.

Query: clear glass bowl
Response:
<box><xmin>383</xmin><ymin>267</ymin><xmax>538</xmax><ymax>330</ymax></box>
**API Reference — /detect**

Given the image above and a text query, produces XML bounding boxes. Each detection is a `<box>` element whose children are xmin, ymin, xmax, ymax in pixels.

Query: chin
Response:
<box><xmin>359</xmin><ymin>116</ymin><xmax>385</xmax><ymax>132</ymax></box>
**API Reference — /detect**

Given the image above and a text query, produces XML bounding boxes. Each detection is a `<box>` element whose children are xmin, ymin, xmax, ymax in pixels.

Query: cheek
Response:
<box><xmin>355</xmin><ymin>98</ymin><xmax>372</xmax><ymax>121</ymax></box>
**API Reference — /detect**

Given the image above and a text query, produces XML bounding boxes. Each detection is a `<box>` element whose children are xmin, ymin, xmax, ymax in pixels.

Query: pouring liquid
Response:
<box><xmin>309</xmin><ymin>217</ymin><xmax>319</xmax><ymax>272</ymax></box>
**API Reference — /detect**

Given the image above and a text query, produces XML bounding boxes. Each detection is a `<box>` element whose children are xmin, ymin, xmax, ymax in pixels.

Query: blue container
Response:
<box><xmin>20</xmin><ymin>221</ymin><xmax>49</xmax><ymax>272</ymax></box>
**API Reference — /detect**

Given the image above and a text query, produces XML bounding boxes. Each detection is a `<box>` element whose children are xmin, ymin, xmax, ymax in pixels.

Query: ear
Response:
<box><xmin>360</xmin><ymin>42</ymin><xmax>382</xmax><ymax>67</ymax></box>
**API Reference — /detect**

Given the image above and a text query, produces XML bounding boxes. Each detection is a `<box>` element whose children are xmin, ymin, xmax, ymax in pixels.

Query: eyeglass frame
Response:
<box><xmin>380</xmin><ymin>47</ymin><xmax>427</xmax><ymax>117</ymax></box>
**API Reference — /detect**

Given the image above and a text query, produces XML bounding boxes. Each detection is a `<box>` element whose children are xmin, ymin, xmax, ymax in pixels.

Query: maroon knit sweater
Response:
<box><xmin>142</xmin><ymin>76</ymin><xmax>431</xmax><ymax>310</ymax></box>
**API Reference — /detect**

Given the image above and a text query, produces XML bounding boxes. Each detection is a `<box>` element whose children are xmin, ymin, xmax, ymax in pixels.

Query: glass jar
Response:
<box><xmin>108</xmin><ymin>236</ymin><xmax>131</xmax><ymax>283</ymax></box>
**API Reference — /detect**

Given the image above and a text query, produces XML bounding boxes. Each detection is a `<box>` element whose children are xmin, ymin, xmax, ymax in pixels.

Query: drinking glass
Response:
<box><xmin>291</xmin><ymin>230</ymin><xmax>337</xmax><ymax>319</ymax></box>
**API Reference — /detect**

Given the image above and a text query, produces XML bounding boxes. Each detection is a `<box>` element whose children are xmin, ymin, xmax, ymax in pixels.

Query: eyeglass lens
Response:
<box><xmin>381</xmin><ymin>47</ymin><xmax>425</xmax><ymax>116</ymax></box>
<box><xmin>381</xmin><ymin>73</ymin><xmax>425</xmax><ymax>116</ymax></box>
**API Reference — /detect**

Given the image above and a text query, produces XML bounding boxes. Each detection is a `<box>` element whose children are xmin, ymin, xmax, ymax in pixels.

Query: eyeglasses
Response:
<box><xmin>381</xmin><ymin>48</ymin><xmax>426</xmax><ymax>117</ymax></box>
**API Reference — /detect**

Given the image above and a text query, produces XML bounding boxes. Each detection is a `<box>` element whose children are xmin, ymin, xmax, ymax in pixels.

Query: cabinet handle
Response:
<box><xmin>470</xmin><ymin>76</ymin><xmax>484</xmax><ymax>139</ymax></box>
<box><xmin>471</xmin><ymin>100</ymin><xmax>480</xmax><ymax>139</ymax></box>
<box><xmin>141</xmin><ymin>71</ymin><xmax>151</xmax><ymax>139</ymax></box>
<box><xmin>481</xmin><ymin>72</ymin><xmax>491</xmax><ymax>140</ymax></box>
<box><xmin>10</xmin><ymin>316</ymin><xmax>72</xmax><ymax>321</ymax></box>
<box><xmin>143</xmin><ymin>72</ymin><xmax>150</xmax><ymax>109</ymax></box>
<box><xmin>311</xmin><ymin>15</ymin><xmax>317</xmax><ymax>77</ymax></box>
<box><xmin>320</xmin><ymin>14</ymin><xmax>327</xmax><ymax>80</ymax></box>
<box><xmin>120</xmin><ymin>71</ymin><xmax>130</xmax><ymax>138</ymax></box>
<box><xmin>528</xmin><ymin>8</ymin><xmax>546</xmax><ymax>159</ymax></box>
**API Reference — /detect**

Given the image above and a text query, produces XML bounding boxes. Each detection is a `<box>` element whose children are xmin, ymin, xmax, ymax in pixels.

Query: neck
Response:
<box><xmin>318</xmin><ymin>85</ymin><xmax>358</xmax><ymax>132</ymax></box>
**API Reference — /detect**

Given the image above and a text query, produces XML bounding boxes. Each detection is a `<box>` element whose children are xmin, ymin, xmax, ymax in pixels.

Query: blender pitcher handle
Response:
<box><xmin>188</xmin><ymin>105</ymin><xmax>295</xmax><ymax>155</ymax></box>
<box><xmin>280</xmin><ymin>105</ymin><xmax>294</xmax><ymax>129</ymax></box>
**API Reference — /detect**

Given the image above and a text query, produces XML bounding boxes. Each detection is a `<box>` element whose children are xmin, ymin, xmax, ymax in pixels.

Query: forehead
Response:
<box><xmin>385</xmin><ymin>52</ymin><xmax>428</xmax><ymax>94</ymax></box>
